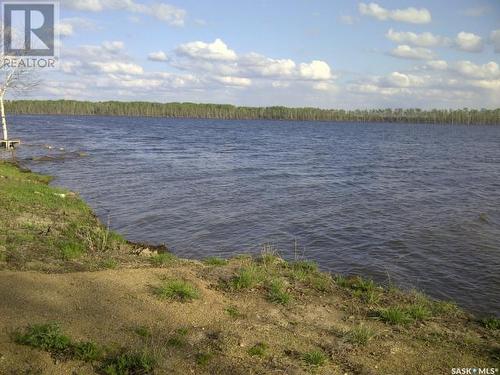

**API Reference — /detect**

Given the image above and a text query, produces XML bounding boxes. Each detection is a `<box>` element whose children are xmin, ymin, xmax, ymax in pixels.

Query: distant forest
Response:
<box><xmin>5</xmin><ymin>100</ymin><xmax>500</xmax><ymax>125</ymax></box>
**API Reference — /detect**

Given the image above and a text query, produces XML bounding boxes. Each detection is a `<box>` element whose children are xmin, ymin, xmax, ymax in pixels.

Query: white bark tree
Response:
<box><xmin>1</xmin><ymin>52</ymin><xmax>40</xmax><ymax>144</ymax></box>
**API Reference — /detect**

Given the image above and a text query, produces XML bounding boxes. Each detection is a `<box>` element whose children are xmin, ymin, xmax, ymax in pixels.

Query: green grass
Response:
<box><xmin>407</xmin><ymin>304</ymin><xmax>431</xmax><ymax>321</ymax></box>
<box><xmin>481</xmin><ymin>317</ymin><xmax>500</xmax><ymax>330</ymax></box>
<box><xmin>231</xmin><ymin>265</ymin><xmax>263</xmax><ymax>290</ymax></box>
<box><xmin>60</xmin><ymin>241</ymin><xmax>86</xmax><ymax>260</ymax></box>
<box><xmin>14</xmin><ymin>323</ymin><xmax>71</xmax><ymax>353</ymax></box>
<box><xmin>149</xmin><ymin>252</ymin><xmax>176</xmax><ymax>266</ymax></box>
<box><xmin>248</xmin><ymin>342</ymin><xmax>267</xmax><ymax>357</ymax></box>
<box><xmin>302</xmin><ymin>349</ymin><xmax>327</xmax><ymax>367</ymax></box>
<box><xmin>378</xmin><ymin>307</ymin><xmax>412</xmax><ymax>325</ymax></box>
<box><xmin>344</xmin><ymin>324</ymin><xmax>376</xmax><ymax>346</ymax></box>
<box><xmin>204</xmin><ymin>256</ymin><xmax>228</xmax><ymax>266</ymax></box>
<box><xmin>134</xmin><ymin>326</ymin><xmax>151</xmax><ymax>338</ymax></box>
<box><xmin>267</xmin><ymin>278</ymin><xmax>291</xmax><ymax>305</ymax></box>
<box><xmin>196</xmin><ymin>352</ymin><xmax>213</xmax><ymax>366</ymax></box>
<box><xmin>166</xmin><ymin>336</ymin><xmax>185</xmax><ymax>348</ymax></box>
<box><xmin>100</xmin><ymin>258</ymin><xmax>118</xmax><ymax>269</ymax></box>
<box><xmin>154</xmin><ymin>279</ymin><xmax>200</xmax><ymax>302</ymax></box>
<box><xmin>225</xmin><ymin>305</ymin><xmax>244</xmax><ymax>318</ymax></box>
<box><xmin>431</xmin><ymin>300</ymin><xmax>460</xmax><ymax>316</ymax></box>
<box><xmin>72</xmin><ymin>341</ymin><xmax>102</xmax><ymax>361</ymax></box>
<box><xmin>102</xmin><ymin>351</ymin><xmax>156</xmax><ymax>375</ymax></box>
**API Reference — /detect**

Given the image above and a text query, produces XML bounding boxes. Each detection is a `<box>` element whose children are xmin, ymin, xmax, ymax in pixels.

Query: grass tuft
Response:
<box><xmin>102</xmin><ymin>351</ymin><xmax>156</xmax><ymax>375</ymax></box>
<box><xmin>204</xmin><ymin>256</ymin><xmax>228</xmax><ymax>266</ymax></box>
<box><xmin>134</xmin><ymin>326</ymin><xmax>151</xmax><ymax>338</ymax></box>
<box><xmin>267</xmin><ymin>278</ymin><xmax>291</xmax><ymax>305</ymax></box>
<box><xmin>225</xmin><ymin>305</ymin><xmax>244</xmax><ymax>318</ymax></box>
<box><xmin>150</xmin><ymin>252</ymin><xmax>176</xmax><ymax>266</ymax></box>
<box><xmin>407</xmin><ymin>304</ymin><xmax>431</xmax><ymax>321</ymax></box>
<box><xmin>302</xmin><ymin>349</ymin><xmax>327</xmax><ymax>367</ymax></box>
<box><xmin>481</xmin><ymin>317</ymin><xmax>500</xmax><ymax>330</ymax></box>
<box><xmin>196</xmin><ymin>352</ymin><xmax>213</xmax><ymax>366</ymax></box>
<box><xmin>231</xmin><ymin>266</ymin><xmax>263</xmax><ymax>290</ymax></box>
<box><xmin>154</xmin><ymin>279</ymin><xmax>200</xmax><ymax>302</ymax></box>
<box><xmin>378</xmin><ymin>307</ymin><xmax>412</xmax><ymax>325</ymax></box>
<box><xmin>344</xmin><ymin>324</ymin><xmax>376</xmax><ymax>346</ymax></box>
<box><xmin>248</xmin><ymin>342</ymin><xmax>267</xmax><ymax>357</ymax></box>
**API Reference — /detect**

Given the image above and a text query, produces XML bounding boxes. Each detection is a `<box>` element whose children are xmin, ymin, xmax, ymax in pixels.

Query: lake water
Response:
<box><xmin>5</xmin><ymin>115</ymin><xmax>500</xmax><ymax>316</ymax></box>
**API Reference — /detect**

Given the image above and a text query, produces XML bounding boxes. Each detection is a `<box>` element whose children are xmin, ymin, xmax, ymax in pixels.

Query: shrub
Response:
<box><xmin>72</xmin><ymin>341</ymin><xmax>102</xmax><ymax>361</ymax></box>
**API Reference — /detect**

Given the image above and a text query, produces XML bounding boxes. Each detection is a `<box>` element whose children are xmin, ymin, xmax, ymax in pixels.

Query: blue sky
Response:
<box><xmin>28</xmin><ymin>0</ymin><xmax>500</xmax><ymax>108</ymax></box>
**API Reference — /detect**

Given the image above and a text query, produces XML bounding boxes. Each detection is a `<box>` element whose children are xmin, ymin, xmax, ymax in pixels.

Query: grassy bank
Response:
<box><xmin>0</xmin><ymin>160</ymin><xmax>498</xmax><ymax>374</ymax></box>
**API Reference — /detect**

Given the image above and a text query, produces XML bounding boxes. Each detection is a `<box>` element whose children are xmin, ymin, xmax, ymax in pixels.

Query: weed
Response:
<box><xmin>154</xmin><ymin>279</ymin><xmax>200</xmax><ymax>302</ymax></box>
<box><xmin>102</xmin><ymin>351</ymin><xmax>156</xmax><ymax>375</ymax></box>
<box><xmin>248</xmin><ymin>342</ymin><xmax>267</xmax><ymax>357</ymax></box>
<box><xmin>72</xmin><ymin>341</ymin><xmax>102</xmax><ymax>361</ymax></box>
<box><xmin>204</xmin><ymin>257</ymin><xmax>228</xmax><ymax>266</ymax></box>
<box><xmin>345</xmin><ymin>324</ymin><xmax>375</xmax><ymax>345</ymax></box>
<box><xmin>14</xmin><ymin>323</ymin><xmax>71</xmax><ymax>353</ymax></box>
<box><xmin>166</xmin><ymin>336</ymin><xmax>185</xmax><ymax>348</ymax></box>
<box><xmin>267</xmin><ymin>279</ymin><xmax>291</xmax><ymax>305</ymax></box>
<box><xmin>302</xmin><ymin>350</ymin><xmax>327</xmax><ymax>366</ymax></box>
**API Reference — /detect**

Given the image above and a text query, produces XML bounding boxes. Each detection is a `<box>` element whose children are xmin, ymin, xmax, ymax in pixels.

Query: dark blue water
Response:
<box><xmin>4</xmin><ymin>115</ymin><xmax>500</xmax><ymax>315</ymax></box>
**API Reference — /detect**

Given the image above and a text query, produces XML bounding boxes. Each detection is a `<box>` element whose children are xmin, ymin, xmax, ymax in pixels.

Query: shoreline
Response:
<box><xmin>0</xmin><ymin>160</ymin><xmax>498</xmax><ymax>374</ymax></box>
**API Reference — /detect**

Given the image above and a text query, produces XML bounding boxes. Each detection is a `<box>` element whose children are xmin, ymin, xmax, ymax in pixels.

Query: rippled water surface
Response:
<box><xmin>6</xmin><ymin>115</ymin><xmax>500</xmax><ymax>315</ymax></box>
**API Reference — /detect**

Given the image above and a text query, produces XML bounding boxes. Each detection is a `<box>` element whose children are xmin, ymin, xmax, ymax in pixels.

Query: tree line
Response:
<box><xmin>4</xmin><ymin>100</ymin><xmax>499</xmax><ymax>125</ymax></box>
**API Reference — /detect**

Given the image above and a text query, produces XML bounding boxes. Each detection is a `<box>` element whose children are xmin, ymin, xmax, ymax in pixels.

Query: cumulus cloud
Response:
<box><xmin>491</xmin><ymin>30</ymin><xmax>500</xmax><ymax>53</ymax></box>
<box><xmin>455</xmin><ymin>32</ymin><xmax>483</xmax><ymax>52</ymax></box>
<box><xmin>63</xmin><ymin>0</ymin><xmax>186</xmax><ymax>26</ymax></box>
<box><xmin>299</xmin><ymin>60</ymin><xmax>332</xmax><ymax>80</ymax></box>
<box><xmin>426</xmin><ymin>60</ymin><xmax>448</xmax><ymax>70</ymax></box>
<box><xmin>213</xmin><ymin>76</ymin><xmax>252</xmax><ymax>87</ymax></box>
<box><xmin>386</xmin><ymin>29</ymin><xmax>449</xmax><ymax>47</ymax></box>
<box><xmin>55</xmin><ymin>17</ymin><xmax>95</xmax><ymax>37</ymax></box>
<box><xmin>453</xmin><ymin>61</ymin><xmax>499</xmax><ymax>80</ymax></box>
<box><xmin>176</xmin><ymin>39</ymin><xmax>237</xmax><ymax>61</ymax></box>
<box><xmin>90</xmin><ymin>62</ymin><xmax>144</xmax><ymax>75</ymax></box>
<box><xmin>359</xmin><ymin>2</ymin><xmax>431</xmax><ymax>24</ymax></box>
<box><xmin>148</xmin><ymin>51</ymin><xmax>168</xmax><ymax>62</ymax></box>
<box><xmin>389</xmin><ymin>45</ymin><xmax>434</xmax><ymax>60</ymax></box>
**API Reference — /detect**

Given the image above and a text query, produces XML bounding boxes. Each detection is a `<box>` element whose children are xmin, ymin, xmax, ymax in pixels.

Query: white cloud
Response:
<box><xmin>102</xmin><ymin>41</ymin><xmax>124</xmax><ymax>52</ymax></box>
<box><xmin>390</xmin><ymin>45</ymin><xmax>434</xmax><ymax>60</ymax></box>
<box><xmin>55</xmin><ymin>17</ymin><xmax>96</xmax><ymax>37</ymax></box>
<box><xmin>454</xmin><ymin>61</ymin><xmax>499</xmax><ymax>80</ymax></box>
<box><xmin>386</xmin><ymin>29</ymin><xmax>449</xmax><ymax>47</ymax></box>
<box><xmin>455</xmin><ymin>32</ymin><xmax>483</xmax><ymax>52</ymax></box>
<box><xmin>359</xmin><ymin>2</ymin><xmax>431</xmax><ymax>24</ymax></box>
<box><xmin>90</xmin><ymin>62</ymin><xmax>144</xmax><ymax>75</ymax></box>
<box><xmin>176</xmin><ymin>38</ymin><xmax>237</xmax><ymax>61</ymax></box>
<box><xmin>426</xmin><ymin>60</ymin><xmax>448</xmax><ymax>70</ymax></box>
<box><xmin>491</xmin><ymin>30</ymin><xmax>500</xmax><ymax>53</ymax></box>
<box><xmin>63</xmin><ymin>0</ymin><xmax>186</xmax><ymax>26</ymax></box>
<box><xmin>148</xmin><ymin>51</ymin><xmax>168</xmax><ymax>62</ymax></box>
<box><xmin>299</xmin><ymin>60</ymin><xmax>332</xmax><ymax>80</ymax></box>
<box><xmin>213</xmin><ymin>76</ymin><xmax>252</xmax><ymax>87</ymax></box>
<box><xmin>383</xmin><ymin>72</ymin><xmax>428</xmax><ymax>87</ymax></box>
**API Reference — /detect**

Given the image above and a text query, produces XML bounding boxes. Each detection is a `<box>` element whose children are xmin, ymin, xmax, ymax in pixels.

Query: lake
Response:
<box><xmin>5</xmin><ymin>115</ymin><xmax>500</xmax><ymax>316</ymax></box>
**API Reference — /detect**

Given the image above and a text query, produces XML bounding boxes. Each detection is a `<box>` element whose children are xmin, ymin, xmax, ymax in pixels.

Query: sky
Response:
<box><xmin>17</xmin><ymin>0</ymin><xmax>500</xmax><ymax>108</ymax></box>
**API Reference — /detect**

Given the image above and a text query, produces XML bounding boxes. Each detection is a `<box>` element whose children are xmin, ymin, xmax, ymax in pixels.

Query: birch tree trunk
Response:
<box><xmin>0</xmin><ymin>94</ymin><xmax>7</xmax><ymax>141</ymax></box>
